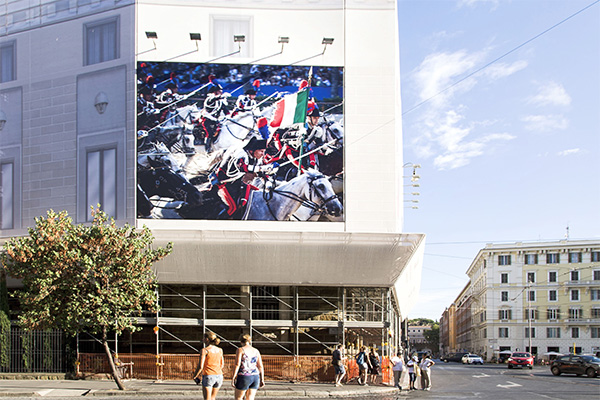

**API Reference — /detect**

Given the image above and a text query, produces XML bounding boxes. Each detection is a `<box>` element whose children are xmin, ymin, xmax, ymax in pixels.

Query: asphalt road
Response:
<box><xmin>332</xmin><ymin>361</ymin><xmax>600</xmax><ymax>400</ymax></box>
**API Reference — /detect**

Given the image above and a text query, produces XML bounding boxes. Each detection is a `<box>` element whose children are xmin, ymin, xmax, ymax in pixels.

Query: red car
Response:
<box><xmin>507</xmin><ymin>352</ymin><xmax>534</xmax><ymax>369</ymax></box>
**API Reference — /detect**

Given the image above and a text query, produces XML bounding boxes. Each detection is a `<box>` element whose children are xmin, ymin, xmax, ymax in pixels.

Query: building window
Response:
<box><xmin>591</xmin><ymin>289</ymin><xmax>600</xmax><ymax>301</ymax></box>
<box><xmin>570</xmin><ymin>270</ymin><xmax>579</xmax><ymax>281</ymax></box>
<box><xmin>525</xmin><ymin>308</ymin><xmax>538</xmax><ymax>320</ymax></box>
<box><xmin>571</xmin><ymin>327</ymin><xmax>579</xmax><ymax>338</ymax></box>
<box><xmin>570</xmin><ymin>289</ymin><xmax>580</xmax><ymax>302</ymax></box>
<box><xmin>546</xmin><ymin>253</ymin><xmax>560</xmax><ymax>264</ymax></box>
<box><xmin>501</xmin><ymin>273</ymin><xmax>509</xmax><ymax>284</ymax></box>
<box><xmin>593</xmin><ymin>270</ymin><xmax>600</xmax><ymax>281</ymax></box>
<box><xmin>549</xmin><ymin>290</ymin><xmax>557</xmax><ymax>302</ymax></box>
<box><xmin>0</xmin><ymin>41</ymin><xmax>16</xmax><ymax>83</ymax></box>
<box><xmin>86</xmin><ymin>148</ymin><xmax>117</xmax><ymax>221</ymax></box>
<box><xmin>524</xmin><ymin>254</ymin><xmax>538</xmax><ymax>265</ymax></box>
<box><xmin>569</xmin><ymin>347</ymin><xmax>582</xmax><ymax>354</ymax></box>
<box><xmin>525</xmin><ymin>327</ymin><xmax>536</xmax><ymax>338</ymax></box>
<box><xmin>591</xmin><ymin>308</ymin><xmax>600</xmax><ymax>318</ymax></box>
<box><xmin>569</xmin><ymin>308</ymin><xmax>582</xmax><ymax>320</ymax></box>
<box><xmin>528</xmin><ymin>290</ymin><xmax>535</xmax><ymax>302</ymax></box>
<box><xmin>568</xmin><ymin>252</ymin><xmax>582</xmax><ymax>263</ymax></box>
<box><xmin>499</xmin><ymin>309</ymin><xmax>512</xmax><ymax>320</ymax></box>
<box><xmin>501</xmin><ymin>291</ymin><xmax>509</xmax><ymax>302</ymax></box>
<box><xmin>499</xmin><ymin>255</ymin><xmax>511</xmax><ymax>265</ymax></box>
<box><xmin>499</xmin><ymin>327</ymin><xmax>509</xmax><ymax>338</ymax></box>
<box><xmin>0</xmin><ymin>163</ymin><xmax>14</xmax><ymax>229</ymax></box>
<box><xmin>548</xmin><ymin>271</ymin><xmax>557</xmax><ymax>283</ymax></box>
<box><xmin>592</xmin><ymin>327</ymin><xmax>600</xmax><ymax>339</ymax></box>
<box><xmin>84</xmin><ymin>17</ymin><xmax>119</xmax><ymax>65</ymax></box>
<box><xmin>592</xmin><ymin>252</ymin><xmax>600</xmax><ymax>262</ymax></box>
<box><xmin>547</xmin><ymin>308</ymin><xmax>559</xmax><ymax>320</ymax></box>
<box><xmin>547</xmin><ymin>327</ymin><xmax>561</xmax><ymax>338</ymax></box>
<box><xmin>527</xmin><ymin>272</ymin><xmax>536</xmax><ymax>283</ymax></box>
<box><xmin>547</xmin><ymin>346</ymin><xmax>560</xmax><ymax>353</ymax></box>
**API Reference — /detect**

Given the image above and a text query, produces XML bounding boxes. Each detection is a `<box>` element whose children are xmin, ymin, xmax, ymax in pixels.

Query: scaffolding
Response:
<box><xmin>77</xmin><ymin>284</ymin><xmax>405</xmax><ymax>359</ymax></box>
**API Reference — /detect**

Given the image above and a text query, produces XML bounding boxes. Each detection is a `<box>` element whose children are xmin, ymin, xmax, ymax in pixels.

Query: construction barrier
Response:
<box><xmin>78</xmin><ymin>353</ymin><xmax>393</xmax><ymax>384</ymax></box>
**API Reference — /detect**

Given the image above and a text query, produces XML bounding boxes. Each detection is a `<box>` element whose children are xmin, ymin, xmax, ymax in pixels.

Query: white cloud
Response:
<box><xmin>522</xmin><ymin>114</ymin><xmax>569</xmax><ymax>132</ymax></box>
<box><xmin>413</xmin><ymin>50</ymin><xmax>485</xmax><ymax>107</ymax></box>
<box><xmin>557</xmin><ymin>148</ymin><xmax>580</xmax><ymax>157</ymax></box>
<box><xmin>457</xmin><ymin>0</ymin><xmax>501</xmax><ymax>10</ymax></box>
<box><xmin>416</xmin><ymin>109</ymin><xmax>516</xmax><ymax>170</ymax></box>
<box><xmin>483</xmin><ymin>60</ymin><xmax>528</xmax><ymax>79</ymax></box>
<box><xmin>528</xmin><ymin>81</ymin><xmax>572</xmax><ymax>107</ymax></box>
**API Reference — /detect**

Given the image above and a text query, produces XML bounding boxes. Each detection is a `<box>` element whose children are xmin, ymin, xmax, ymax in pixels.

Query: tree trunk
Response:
<box><xmin>102</xmin><ymin>330</ymin><xmax>125</xmax><ymax>390</ymax></box>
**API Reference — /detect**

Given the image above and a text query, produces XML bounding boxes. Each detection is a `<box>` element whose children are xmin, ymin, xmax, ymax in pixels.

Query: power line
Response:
<box><xmin>401</xmin><ymin>0</ymin><xmax>600</xmax><ymax>117</ymax></box>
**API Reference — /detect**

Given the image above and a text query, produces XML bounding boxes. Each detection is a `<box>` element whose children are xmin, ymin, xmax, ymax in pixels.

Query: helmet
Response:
<box><xmin>245</xmin><ymin>89</ymin><xmax>256</xmax><ymax>96</ymax></box>
<box><xmin>307</xmin><ymin>108</ymin><xmax>321</xmax><ymax>117</ymax></box>
<box><xmin>244</xmin><ymin>137</ymin><xmax>267</xmax><ymax>151</ymax></box>
<box><xmin>208</xmin><ymin>84</ymin><xmax>223</xmax><ymax>94</ymax></box>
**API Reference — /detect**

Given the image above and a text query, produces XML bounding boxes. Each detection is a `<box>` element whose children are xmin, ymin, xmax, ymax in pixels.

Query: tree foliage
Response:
<box><xmin>423</xmin><ymin>323</ymin><xmax>440</xmax><ymax>352</ymax></box>
<box><xmin>1</xmin><ymin>208</ymin><xmax>172</xmax><ymax>388</ymax></box>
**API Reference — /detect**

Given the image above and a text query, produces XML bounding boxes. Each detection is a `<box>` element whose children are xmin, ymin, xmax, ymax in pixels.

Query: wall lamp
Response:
<box><xmin>206</xmin><ymin>34</ymin><xmax>246</xmax><ymax>63</ymax></box>
<box><xmin>164</xmin><ymin>32</ymin><xmax>203</xmax><ymax>62</ymax></box>
<box><xmin>94</xmin><ymin>92</ymin><xmax>108</xmax><ymax>115</ymax></box>
<box><xmin>248</xmin><ymin>36</ymin><xmax>290</xmax><ymax>65</ymax></box>
<box><xmin>290</xmin><ymin>37</ymin><xmax>335</xmax><ymax>66</ymax></box>
<box><xmin>0</xmin><ymin>110</ymin><xmax>6</xmax><ymax>131</ymax></box>
<box><xmin>137</xmin><ymin>31</ymin><xmax>158</xmax><ymax>56</ymax></box>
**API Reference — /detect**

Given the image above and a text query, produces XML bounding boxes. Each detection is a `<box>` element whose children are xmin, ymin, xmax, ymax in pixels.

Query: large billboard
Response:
<box><xmin>136</xmin><ymin>62</ymin><xmax>344</xmax><ymax>221</ymax></box>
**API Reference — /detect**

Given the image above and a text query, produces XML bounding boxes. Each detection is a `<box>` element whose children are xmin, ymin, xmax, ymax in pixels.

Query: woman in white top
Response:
<box><xmin>419</xmin><ymin>353</ymin><xmax>435</xmax><ymax>391</ymax></box>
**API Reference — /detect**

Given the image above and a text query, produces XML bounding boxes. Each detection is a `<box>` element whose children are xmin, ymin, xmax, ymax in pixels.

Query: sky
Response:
<box><xmin>397</xmin><ymin>0</ymin><xmax>600</xmax><ymax>320</ymax></box>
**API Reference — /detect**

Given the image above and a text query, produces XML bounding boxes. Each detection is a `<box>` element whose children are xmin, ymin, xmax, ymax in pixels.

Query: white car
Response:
<box><xmin>462</xmin><ymin>354</ymin><xmax>484</xmax><ymax>365</ymax></box>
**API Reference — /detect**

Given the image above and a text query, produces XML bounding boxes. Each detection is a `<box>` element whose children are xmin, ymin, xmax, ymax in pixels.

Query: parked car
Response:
<box><xmin>550</xmin><ymin>355</ymin><xmax>600</xmax><ymax>378</ymax></box>
<box><xmin>462</xmin><ymin>354</ymin><xmax>484</xmax><ymax>365</ymax></box>
<box><xmin>441</xmin><ymin>352</ymin><xmax>468</xmax><ymax>363</ymax></box>
<box><xmin>507</xmin><ymin>352</ymin><xmax>534</xmax><ymax>369</ymax></box>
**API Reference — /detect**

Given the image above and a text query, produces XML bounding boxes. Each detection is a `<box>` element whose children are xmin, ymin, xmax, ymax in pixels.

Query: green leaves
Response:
<box><xmin>1</xmin><ymin>208</ymin><xmax>172</xmax><ymax>337</ymax></box>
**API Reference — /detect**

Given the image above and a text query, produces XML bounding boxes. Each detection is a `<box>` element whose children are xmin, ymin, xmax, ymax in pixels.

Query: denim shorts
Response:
<box><xmin>202</xmin><ymin>374</ymin><xmax>223</xmax><ymax>388</ymax></box>
<box><xmin>235</xmin><ymin>374</ymin><xmax>260</xmax><ymax>390</ymax></box>
<box><xmin>334</xmin><ymin>365</ymin><xmax>346</xmax><ymax>375</ymax></box>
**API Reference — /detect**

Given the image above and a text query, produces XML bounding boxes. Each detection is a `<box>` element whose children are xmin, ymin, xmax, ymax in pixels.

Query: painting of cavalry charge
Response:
<box><xmin>136</xmin><ymin>62</ymin><xmax>344</xmax><ymax>221</ymax></box>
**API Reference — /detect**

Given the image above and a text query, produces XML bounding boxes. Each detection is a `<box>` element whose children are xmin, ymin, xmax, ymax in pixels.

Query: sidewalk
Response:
<box><xmin>0</xmin><ymin>378</ymin><xmax>400</xmax><ymax>398</ymax></box>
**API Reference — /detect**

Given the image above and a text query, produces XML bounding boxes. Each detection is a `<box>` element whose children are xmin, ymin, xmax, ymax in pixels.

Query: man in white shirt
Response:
<box><xmin>390</xmin><ymin>351</ymin><xmax>404</xmax><ymax>390</ymax></box>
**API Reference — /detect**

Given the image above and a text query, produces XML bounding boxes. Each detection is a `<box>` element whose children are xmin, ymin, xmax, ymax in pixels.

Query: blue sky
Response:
<box><xmin>398</xmin><ymin>0</ymin><xmax>600</xmax><ymax>320</ymax></box>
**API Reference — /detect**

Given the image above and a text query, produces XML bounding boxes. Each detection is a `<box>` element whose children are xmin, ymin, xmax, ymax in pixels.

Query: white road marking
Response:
<box><xmin>497</xmin><ymin>381</ymin><xmax>522</xmax><ymax>389</ymax></box>
<box><xmin>472</xmin><ymin>373</ymin><xmax>490</xmax><ymax>378</ymax></box>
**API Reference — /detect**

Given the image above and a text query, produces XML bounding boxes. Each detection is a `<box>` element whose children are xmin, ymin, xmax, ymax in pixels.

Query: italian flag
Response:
<box><xmin>270</xmin><ymin>89</ymin><xmax>309</xmax><ymax>128</ymax></box>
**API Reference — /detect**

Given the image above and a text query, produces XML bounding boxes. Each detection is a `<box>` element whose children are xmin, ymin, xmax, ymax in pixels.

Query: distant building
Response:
<box><xmin>457</xmin><ymin>240</ymin><xmax>600</xmax><ymax>361</ymax></box>
<box><xmin>408</xmin><ymin>324</ymin><xmax>431</xmax><ymax>352</ymax></box>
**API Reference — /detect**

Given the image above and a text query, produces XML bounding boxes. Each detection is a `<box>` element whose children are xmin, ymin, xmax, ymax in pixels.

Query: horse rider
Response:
<box><xmin>231</xmin><ymin>88</ymin><xmax>257</xmax><ymax>117</ymax></box>
<box><xmin>201</xmin><ymin>84</ymin><xmax>231</xmax><ymax>152</ymax></box>
<box><xmin>209</xmin><ymin>137</ymin><xmax>278</xmax><ymax>219</ymax></box>
<box><xmin>304</xmin><ymin>107</ymin><xmax>336</xmax><ymax>169</ymax></box>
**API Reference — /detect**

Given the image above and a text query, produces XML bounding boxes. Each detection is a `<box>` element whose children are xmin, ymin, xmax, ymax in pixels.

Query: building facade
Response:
<box><xmin>464</xmin><ymin>240</ymin><xmax>600</xmax><ymax>361</ymax></box>
<box><xmin>0</xmin><ymin>0</ymin><xmax>424</xmax><ymax>359</ymax></box>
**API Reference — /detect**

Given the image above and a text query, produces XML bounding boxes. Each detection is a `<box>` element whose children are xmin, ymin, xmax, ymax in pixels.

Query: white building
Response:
<box><xmin>466</xmin><ymin>240</ymin><xmax>600</xmax><ymax>361</ymax></box>
<box><xmin>0</xmin><ymin>0</ymin><xmax>424</xmax><ymax>357</ymax></box>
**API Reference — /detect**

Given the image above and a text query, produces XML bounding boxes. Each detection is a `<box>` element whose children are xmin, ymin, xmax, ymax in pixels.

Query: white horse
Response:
<box><xmin>243</xmin><ymin>169</ymin><xmax>342</xmax><ymax>221</ymax></box>
<box><xmin>290</xmin><ymin>175</ymin><xmax>343</xmax><ymax>221</ymax></box>
<box><xmin>211</xmin><ymin>103</ymin><xmax>277</xmax><ymax>152</ymax></box>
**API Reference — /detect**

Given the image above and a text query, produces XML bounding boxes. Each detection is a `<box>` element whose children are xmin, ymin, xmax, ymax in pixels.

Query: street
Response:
<box><xmin>331</xmin><ymin>361</ymin><xmax>600</xmax><ymax>400</ymax></box>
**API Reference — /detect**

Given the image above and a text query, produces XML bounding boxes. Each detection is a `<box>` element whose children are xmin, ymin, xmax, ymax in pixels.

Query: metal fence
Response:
<box><xmin>0</xmin><ymin>326</ymin><xmax>66</xmax><ymax>374</ymax></box>
<box><xmin>77</xmin><ymin>353</ymin><xmax>394</xmax><ymax>384</ymax></box>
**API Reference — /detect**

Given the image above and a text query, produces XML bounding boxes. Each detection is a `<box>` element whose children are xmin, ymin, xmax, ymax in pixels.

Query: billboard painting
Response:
<box><xmin>136</xmin><ymin>62</ymin><xmax>344</xmax><ymax>221</ymax></box>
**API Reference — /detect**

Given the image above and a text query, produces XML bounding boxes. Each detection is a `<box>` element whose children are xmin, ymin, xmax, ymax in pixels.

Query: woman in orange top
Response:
<box><xmin>193</xmin><ymin>331</ymin><xmax>225</xmax><ymax>400</ymax></box>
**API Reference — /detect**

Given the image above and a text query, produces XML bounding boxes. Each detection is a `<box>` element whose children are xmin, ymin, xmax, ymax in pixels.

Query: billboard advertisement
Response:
<box><xmin>137</xmin><ymin>62</ymin><xmax>344</xmax><ymax>221</ymax></box>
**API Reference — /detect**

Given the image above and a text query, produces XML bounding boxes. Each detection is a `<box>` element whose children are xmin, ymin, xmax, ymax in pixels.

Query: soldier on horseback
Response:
<box><xmin>201</xmin><ymin>84</ymin><xmax>230</xmax><ymax>152</ymax></box>
<box><xmin>209</xmin><ymin>137</ymin><xmax>278</xmax><ymax>219</ymax></box>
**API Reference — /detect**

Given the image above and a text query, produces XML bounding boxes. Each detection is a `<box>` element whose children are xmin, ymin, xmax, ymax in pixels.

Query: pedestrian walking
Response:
<box><xmin>368</xmin><ymin>347</ymin><xmax>381</xmax><ymax>384</ymax></box>
<box><xmin>390</xmin><ymin>351</ymin><xmax>404</xmax><ymax>390</ymax></box>
<box><xmin>355</xmin><ymin>346</ymin><xmax>371</xmax><ymax>386</ymax></box>
<box><xmin>192</xmin><ymin>332</ymin><xmax>224</xmax><ymax>400</ymax></box>
<box><xmin>231</xmin><ymin>334</ymin><xmax>264</xmax><ymax>400</ymax></box>
<box><xmin>419</xmin><ymin>353</ymin><xmax>435</xmax><ymax>391</ymax></box>
<box><xmin>332</xmin><ymin>344</ymin><xmax>346</xmax><ymax>387</ymax></box>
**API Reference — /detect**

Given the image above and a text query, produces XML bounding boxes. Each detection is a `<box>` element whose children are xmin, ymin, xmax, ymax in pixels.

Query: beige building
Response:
<box><xmin>465</xmin><ymin>240</ymin><xmax>600</xmax><ymax>361</ymax></box>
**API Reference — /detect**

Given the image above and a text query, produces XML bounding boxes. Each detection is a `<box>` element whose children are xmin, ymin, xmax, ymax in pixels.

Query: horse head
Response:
<box><xmin>138</xmin><ymin>166</ymin><xmax>203</xmax><ymax>206</ymax></box>
<box><xmin>304</xmin><ymin>169</ymin><xmax>343</xmax><ymax>217</ymax></box>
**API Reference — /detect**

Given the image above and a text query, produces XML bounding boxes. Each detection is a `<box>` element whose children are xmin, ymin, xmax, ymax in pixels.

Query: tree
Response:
<box><xmin>1</xmin><ymin>208</ymin><xmax>172</xmax><ymax>390</ymax></box>
<box><xmin>423</xmin><ymin>323</ymin><xmax>440</xmax><ymax>354</ymax></box>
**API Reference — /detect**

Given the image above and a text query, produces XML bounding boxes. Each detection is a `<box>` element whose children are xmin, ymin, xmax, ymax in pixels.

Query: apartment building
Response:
<box><xmin>465</xmin><ymin>240</ymin><xmax>600</xmax><ymax>360</ymax></box>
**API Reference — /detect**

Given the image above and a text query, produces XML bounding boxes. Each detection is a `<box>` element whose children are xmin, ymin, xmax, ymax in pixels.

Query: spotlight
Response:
<box><xmin>145</xmin><ymin>31</ymin><xmax>158</xmax><ymax>39</ymax></box>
